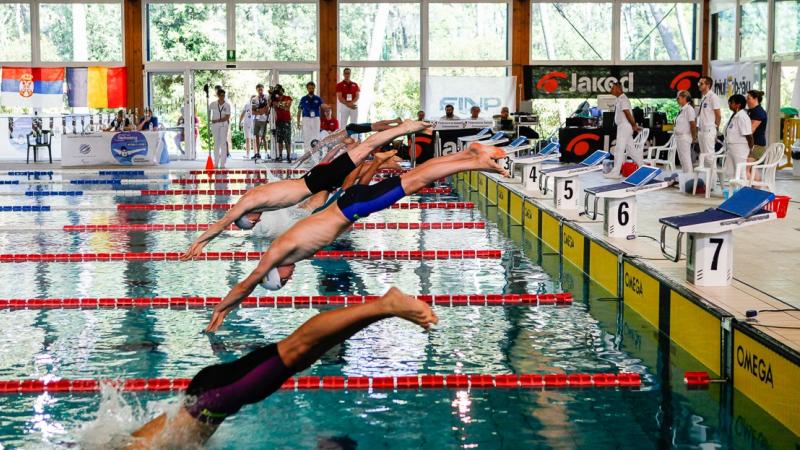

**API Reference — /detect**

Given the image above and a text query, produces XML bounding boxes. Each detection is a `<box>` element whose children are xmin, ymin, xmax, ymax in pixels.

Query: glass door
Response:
<box><xmin>148</xmin><ymin>72</ymin><xmax>192</xmax><ymax>160</ymax></box>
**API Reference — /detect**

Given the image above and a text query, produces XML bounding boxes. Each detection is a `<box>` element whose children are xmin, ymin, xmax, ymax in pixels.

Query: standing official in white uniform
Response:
<box><xmin>696</xmin><ymin>76</ymin><xmax>721</xmax><ymax>167</ymax></box>
<box><xmin>210</xmin><ymin>89</ymin><xmax>231</xmax><ymax>169</ymax></box>
<box><xmin>607</xmin><ymin>82</ymin><xmax>643</xmax><ymax>178</ymax></box>
<box><xmin>723</xmin><ymin>94</ymin><xmax>753</xmax><ymax>180</ymax></box>
<box><xmin>674</xmin><ymin>90</ymin><xmax>697</xmax><ymax>173</ymax></box>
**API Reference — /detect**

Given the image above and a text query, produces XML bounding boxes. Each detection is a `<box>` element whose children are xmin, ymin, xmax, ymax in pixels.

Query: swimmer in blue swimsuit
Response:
<box><xmin>205</xmin><ymin>141</ymin><xmax>509</xmax><ymax>332</ymax></box>
<box><xmin>128</xmin><ymin>287</ymin><xmax>438</xmax><ymax>448</ymax></box>
<box><xmin>182</xmin><ymin>120</ymin><xmax>429</xmax><ymax>261</ymax></box>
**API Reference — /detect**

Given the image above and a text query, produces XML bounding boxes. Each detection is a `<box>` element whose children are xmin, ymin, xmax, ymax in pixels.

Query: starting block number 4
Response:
<box><xmin>522</xmin><ymin>164</ymin><xmax>539</xmax><ymax>190</ymax></box>
<box><xmin>686</xmin><ymin>231</ymin><xmax>733</xmax><ymax>286</ymax></box>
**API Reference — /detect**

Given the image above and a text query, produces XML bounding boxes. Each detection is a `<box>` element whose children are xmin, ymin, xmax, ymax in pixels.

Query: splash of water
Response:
<box><xmin>75</xmin><ymin>382</ymin><xmax>183</xmax><ymax>450</ymax></box>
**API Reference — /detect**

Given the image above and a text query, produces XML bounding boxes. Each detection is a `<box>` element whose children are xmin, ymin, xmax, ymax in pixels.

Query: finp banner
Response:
<box><xmin>424</xmin><ymin>76</ymin><xmax>516</xmax><ymax>118</ymax></box>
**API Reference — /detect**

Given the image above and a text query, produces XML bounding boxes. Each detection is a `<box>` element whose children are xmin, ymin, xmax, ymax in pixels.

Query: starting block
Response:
<box><xmin>511</xmin><ymin>141</ymin><xmax>560</xmax><ymax>190</ymax></box>
<box><xmin>456</xmin><ymin>127</ymin><xmax>492</xmax><ymax>151</ymax></box>
<box><xmin>496</xmin><ymin>137</ymin><xmax>533</xmax><ymax>180</ymax></box>
<box><xmin>584</xmin><ymin>166</ymin><xmax>674</xmax><ymax>238</ymax></box>
<box><xmin>539</xmin><ymin>151</ymin><xmax>610</xmax><ymax>210</ymax></box>
<box><xmin>659</xmin><ymin>187</ymin><xmax>777</xmax><ymax>286</ymax></box>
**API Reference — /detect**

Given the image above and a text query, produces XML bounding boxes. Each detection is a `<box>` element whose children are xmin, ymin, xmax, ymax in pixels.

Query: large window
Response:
<box><xmin>39</xmin><ymin>3</ymin><xmax>122</xmax><ymax>62</ymax></box>
<box><xmin>428</xmin><ymin>3</ymin><xmax>508</xmax><ymax>61</ymax></box>
<box><xmin>428</xmin><ymin>67</ymin><xmax>506</xmax><ymax>76</ymax></box>
<box><xmin>147</xmin><ymin>3</ymin><xmax>226</xmax><ymax>62</ymax></box>
<box><xmin>236</xmin><ymin>3</ymin><xmax>317</xmax><ymax>61</ymax></box>
<box><xmin>339</xmin><ymin>3</ymin><xmax>420</xmax><ymax>61</ymax></box>
<box><xmin>346</xmin><ymin>67</ymin><xmax>420</xmax><ymax>121</ymax></box>
<box><xmin>530</xmin><ymin>3</ymin><xmax>612</xmax><ymax>61</ymax></box>
<box><xmin>740</xmin><ymin>0</ymin><xmax>767</xmax><ymax>59</ymax></box>
<box><xmin>711</xmin><ymin>8</ymin><xmax>735</xmax><ymax>60</ymax></box>
<box><xmin>775</xmin><ymin>0</ymin><xmax>800</xmax><ymax>55</ymax></box>
<box><xmin>0</xmin><ymin>3</ymin><xmax>31</xmax><ymax>62</ymax></box>
<box><xmin>620</xmin><ymin>3</ymin><xmax>697</xmax><ymax>61</ymax></box>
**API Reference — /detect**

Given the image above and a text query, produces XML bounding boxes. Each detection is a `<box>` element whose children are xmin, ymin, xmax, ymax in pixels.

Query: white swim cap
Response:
<box><xmin>234</xmin><ymin>214</ymin><xmax>256</xmax><ymax>230</ymax></box>
<box><xmin>260</xmin><ymin>267</ymin><xmax>283</xmax><ymax>291</ymax></box>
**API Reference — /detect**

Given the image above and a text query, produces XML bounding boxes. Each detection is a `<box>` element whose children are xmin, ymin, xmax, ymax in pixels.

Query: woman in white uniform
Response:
<box><xmin>674</xmin><ymin>90</ymin><xmax>697</xmax><ymax>173</ymax></box>
<box><xmin>210</xmin><ymin>89</ymin><xmax>232</xmax><ymax>169</ymax></box>
<box><xmin>723</xmin><ymin>94</ymin><xmax>753</xmax><ymax>182</ymax></box>
<box><xmin>239</xmin><ymin>96</ymin><xmax>255</xmax><ymax>159</ymax></box>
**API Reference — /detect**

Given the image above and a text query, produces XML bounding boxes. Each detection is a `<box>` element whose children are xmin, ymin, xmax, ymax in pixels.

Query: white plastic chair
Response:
<box><xmin>692</xmin><ymin>144</ymin><xmax>727</xmax><ymax>198</ymax></box>
<box><xmin>644</xmin><ymin>133</ymin><xmax>676</xmax><ymax>171</ymax></box>
<box><xmin>633</xmin><ymin>128</ymin><xmax>650</xmax><ymax>162</ymax></box>
<box><xmin>729</xmin><ymin>143</ymin><xmax>784</xmax><ymax>193</ymax></box>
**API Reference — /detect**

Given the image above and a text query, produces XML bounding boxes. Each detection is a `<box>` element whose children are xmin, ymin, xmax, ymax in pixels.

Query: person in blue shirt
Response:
<box><xmin>297</xmin><ymin>81</ymin><xmax>323</xmax><ymax>154</ymax></box>
<box><xmin>746</xmin><ymin>89</ymin><xmax>768</xmax><ymax>159</ymax></box>
<box><xmin>136</xmin><ymin>107</ymin><xmax>159</xmax><ymax>131</ymax></box>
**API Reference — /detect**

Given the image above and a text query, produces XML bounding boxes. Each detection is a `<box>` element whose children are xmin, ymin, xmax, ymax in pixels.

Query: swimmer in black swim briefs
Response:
<box><xmin>127</xmin><ymin>287</ymin><xmax>437</xmax><ymax>449</ymax></box>
<box><xmin>182</xmin><ymin>120</ymin><xmax>430</xmax><ymax>260</ymax></box>
<box><xmin>206</xmin><ymin>141</ymin><xmax>508</xmax><ymax>332</ymax></box>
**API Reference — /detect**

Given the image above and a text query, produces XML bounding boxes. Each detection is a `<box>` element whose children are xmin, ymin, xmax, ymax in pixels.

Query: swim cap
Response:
<box><xmin>260</xmin><ymin>267</ymin><xmax>283</xmax><ymax>291</ymax></box>
<box><xmin>234</xmin><ymin>214</ymin><xmax>256</xmax><ymax>230</ymax></box>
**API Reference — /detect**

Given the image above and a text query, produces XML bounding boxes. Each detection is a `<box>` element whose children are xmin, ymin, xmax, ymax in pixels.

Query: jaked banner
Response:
<box><xmin>1</xmin><ymin>67</ymin><xmax>65</xmax><ymax>108</ymax></box>
<box><xmin>523</xmin><ymin>65</ymin><xmax>702</xmax><ymax>99</ymax></box>
<box><xmin>424</xmin><ymin>76</ymin><xmax>516</xmax><ymax>119</ymax></box>
<box><xmin>709</xmin><ymin>61</ymin><xmax>762</xmax><ymax>98</ymax></box>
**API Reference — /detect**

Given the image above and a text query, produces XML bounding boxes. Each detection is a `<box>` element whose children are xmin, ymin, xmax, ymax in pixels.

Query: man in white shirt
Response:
<box><xmin>210</xmin><ymin>89</ymin><xmax>232</xmax><ymax>169</ymax></box>
<box><xmin>696</xmin><ymin>76</ymin><xmax>721</xmax><ymax>165</ymax></box>
<box><xmin>606</xmin><ymin>82</ymin><xmax>642</xmax><ymax>178</ymax></box>
<box><xmin>469</xmin><ymin>106</ymin><xmax>482</xmax><ymax>120</ymax></box>
<box><xmin>674</xmin><ymin>90</ymin><xmax>697</xmax><ymax>173</ymax></box>
<box><xmin>723</xmin><ymin>94</ymin><xmax>753</xmax><ymax>180</ymax></box>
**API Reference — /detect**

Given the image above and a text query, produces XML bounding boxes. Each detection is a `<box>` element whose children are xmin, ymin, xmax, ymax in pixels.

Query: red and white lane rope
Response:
<box><xmin>62</xmin><ymin>221</ymin><xmax>485</xmax><ymax>232</ymax></box>
<box><xmin>138</xmin><ymin>187</ymin><xmax>452</xmax><ymax>196</ymax></box>
<box><xmin>0</xmin><ymin>373</ymin><xmax>641</xmax><ymax>394</ymax></box>
<box><xmin>116</xmin><ymin>202</ymin><xmax>474</xmax><ymax>211</ymax></box>
<box><xmin>0</xmin><ymin>249</ymin><xmax>502</xmax><ymax>263</ymax></box>
<box><xmin>0</xmin><ymin>293</ymin><xmax>572</xmax><ymax>310</ymax></box>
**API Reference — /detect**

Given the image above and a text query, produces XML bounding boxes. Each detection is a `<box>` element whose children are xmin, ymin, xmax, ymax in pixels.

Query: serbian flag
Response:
<box><xmin>67</xmin><ymin>67</ymin><xmax>127</xmax><ymax>109</ymax></box>
<box><xmin>1</xmin><ymin>67</ymin><xmax>65</xmax><ymax>108</ymax></box>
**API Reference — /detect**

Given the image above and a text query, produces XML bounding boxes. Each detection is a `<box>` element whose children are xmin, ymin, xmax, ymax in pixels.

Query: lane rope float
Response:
<box><xmin>0</xmin><ymin>249</ymin><xmax>502</xmax><ymax>263</ymax></box>
<box><xmin>0</xmin><ymin>372</ymin><xmax>641</xmax><ymax>394</ymax></box>
<box><xmin>62</xmin><ymin>221</ymin><xmax>486</xmax><ymax>232</ymax></box>
<box><xmin>0</xmin><ymin>293</ymin><xmax>572</xmax><ymax>310</ymax></box>
<box><xmin>116</xmin><ymin>202</ymin><xmax>474</xmax><ymax>211</ymax></box>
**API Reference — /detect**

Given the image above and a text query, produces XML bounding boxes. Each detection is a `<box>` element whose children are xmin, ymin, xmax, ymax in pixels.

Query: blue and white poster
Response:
<box><xmin>110</xmin><ymin>131</ymin><xmax>149</xmax><ymax>165</ymax></box>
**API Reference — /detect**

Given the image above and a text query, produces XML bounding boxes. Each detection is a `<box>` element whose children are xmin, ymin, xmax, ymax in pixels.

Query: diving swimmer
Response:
<box><xmin>181</xmin><ymin>120</ymin><xmax>430</xmax><ymax>260</ymax></box>
<box><xmin>204</xmin><ymin>141</ymin><xmax>508</xmax><ymax>332</ymax></box>
<box><xmin>126</xmin><ymin>287</ymin><xmax>437</xmax><ymax>449</ymax></box>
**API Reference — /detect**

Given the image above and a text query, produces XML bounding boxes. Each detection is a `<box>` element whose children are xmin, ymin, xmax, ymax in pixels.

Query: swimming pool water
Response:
<box><xmin>0</xmin><ymin>172</ymin><xmax>791</xmax><ymax>448</ymax></box>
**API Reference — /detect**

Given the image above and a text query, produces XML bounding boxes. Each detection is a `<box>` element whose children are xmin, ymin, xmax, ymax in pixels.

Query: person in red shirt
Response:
<box><xmin>336</xmin><ymin>68</ymin><xmax>360</xmax><ymax>127</ymax></box>
<box><xmin>271</xmin><ymin>84</ymin><xmax>293</xmax><ymax>163</ymax></box>
<box><xmin>319</xmin><ymin>104</ymin><xmax>339</xmax><ymax>136</ymax></box>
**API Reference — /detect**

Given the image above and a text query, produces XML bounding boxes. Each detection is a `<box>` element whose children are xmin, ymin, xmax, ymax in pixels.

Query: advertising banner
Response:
<box><xmin>523</xmin><ymin>65</ymin><xmax>703</xmax><ymax>99</ymax></box>
<box><xmin>709</xmin><ymin>61</ymin><xmax>762</xmax><ymax>98</ymax></box>
<box><xmin>61</xmin><ymin>131</ymin><xmax>166</xmax><ymax>167</ymax></box>
<box><xmin>424</xmin><ymin>76</ymin><xmax>516</xmax><ymax>119</ymax></box>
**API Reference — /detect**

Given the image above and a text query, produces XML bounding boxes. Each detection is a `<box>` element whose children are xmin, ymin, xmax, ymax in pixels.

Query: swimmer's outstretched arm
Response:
<box><xmin>370</xmin><ymin>117</ymin><xmax>403</xmax><ymax>132</ymax></box>
<box><xmin>181</xmin><ymin>178</ymin><xmax>311</xmax><ymax>260</ymax></box>
<box><xmin>345</xmin><ymin>120</ymin><xmax>431</xmax><ymax>166</ymax></box>
<box><xmin>129</xmin><ymin>288</ymin><xmax>437</xmax><ymax>448</ymax></box>
<box><xmin>205</xmin><ymin>208</ymin><xmax>351</xmax><ymax>332</ymax></box>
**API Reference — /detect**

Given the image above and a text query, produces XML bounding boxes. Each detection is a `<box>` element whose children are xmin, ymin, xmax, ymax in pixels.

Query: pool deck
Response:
<box><xmin>484</xmin><ymin>168</ymin><xmax>800</xmax><ymax>351</ymax></box>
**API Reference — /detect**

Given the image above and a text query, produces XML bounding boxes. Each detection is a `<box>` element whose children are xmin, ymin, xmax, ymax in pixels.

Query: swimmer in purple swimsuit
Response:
<box><xmin>205</xmin><ymin>141</ymin><xmax>509</xmax><ymax>332</ymax></box>
<box><xmin>126</xmin><ymin>287</ymin><xmax>438</xmax><ymax>449</ymax></box>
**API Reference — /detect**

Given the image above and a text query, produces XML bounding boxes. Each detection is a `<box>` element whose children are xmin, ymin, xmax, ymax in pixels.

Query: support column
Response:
<box><xmin>701</xmin><ymin>0</ymin><xmax>710</xmax><ymax>74</ymax></box>
<box><xmin>511</xmin><ymin>0</ymin><xmax>531</xmax><ymax>107</ymax></box>
<box><xmin>319</xmin><ymin>0</ymin><xmax>338</xmax><ymax>115</ymax></box>
<box><xmin>124</xmin><ymin>0</ymin><xmax>144</xmax><ymax>110</ymax></box>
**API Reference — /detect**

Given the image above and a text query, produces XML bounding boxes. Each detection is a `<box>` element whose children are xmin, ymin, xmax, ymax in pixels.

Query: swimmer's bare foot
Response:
<box><xmin>381</xmin><ymin>287</ymin><xmax>438</xmax><ymax>330</ymax></box>
<box><xmin>467</xmin><ymin>142</ymin><xmax>509</xmax><ymax>177</ymax></box>
<box><xmin>375</xmin><ymin>149</ymin><xmax>398</xmax><ymax>162</ymax></box>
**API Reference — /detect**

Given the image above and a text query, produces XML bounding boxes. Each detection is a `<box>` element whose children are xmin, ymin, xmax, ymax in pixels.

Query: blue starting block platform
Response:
<box><xmin>539</xmin><ymin>150</ymin><xmax>610</xmax><ymax>210</ymax></box>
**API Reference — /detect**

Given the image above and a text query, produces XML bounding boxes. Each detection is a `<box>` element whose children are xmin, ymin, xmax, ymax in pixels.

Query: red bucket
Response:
<box><xmin>765</xmin><ymin>195</ymin><xmax>790</xmax><ymax>219</ymax></box>
<box><xmin>621</xmin><ymin>162</ymin><xmax>638</xmax><ymax>177</ymax></box>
